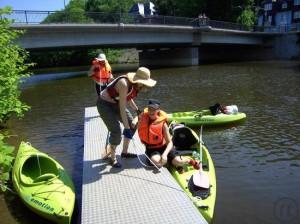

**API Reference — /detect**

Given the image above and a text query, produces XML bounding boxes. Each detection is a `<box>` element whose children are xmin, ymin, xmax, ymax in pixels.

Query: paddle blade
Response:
<box><xmin>192</xmin><ymin>170</ymin><xmax>210</xmax><ymax>189</ymax></box>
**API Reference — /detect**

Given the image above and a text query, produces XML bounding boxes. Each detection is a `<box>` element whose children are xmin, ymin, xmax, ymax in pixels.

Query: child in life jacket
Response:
<box><xmin>88</xmin><ymin>53</ymin><xmax>113</xmax><ymax>96</ymax></box>
<box><xmin>137</xmin><ymin>99</ymin><xmax>200</xmax><ymax>171</ymax></box>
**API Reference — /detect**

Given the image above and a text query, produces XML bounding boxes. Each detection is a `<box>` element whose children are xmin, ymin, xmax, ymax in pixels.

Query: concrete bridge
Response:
<box><xmin>13</xmin><ymin>23</ymin><xmax>299</xmax><ymax>67</ymax></box>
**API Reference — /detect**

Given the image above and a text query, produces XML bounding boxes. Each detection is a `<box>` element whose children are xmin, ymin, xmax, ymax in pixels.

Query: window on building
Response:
<box><xmin>264</xmin><ymin>3</ymin><xmax>272</xmax><ymax>11</ymax></box>
<box><xmin>268</xmin><ymin>15</ymin><xmax>272</xmax><ymax>23</ymax></box>
<box><xmin>294</xmin><ymin>11</ymin><xmax>300</xmax><ymax>19</ymax></box>
<box><xmin>294</xmin><ymin>0</ymin><xmax>300</xmax><ymax>6</ymax></box>
<box><xmin>282</xmin><ymin>2</ymin><xmax>287</xmax><ymax>9</ymax></box>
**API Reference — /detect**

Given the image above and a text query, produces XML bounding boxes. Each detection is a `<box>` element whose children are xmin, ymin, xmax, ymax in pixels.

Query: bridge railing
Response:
<box><xmin>6</xmin><ymin>10</ymin><xmax>300</xmax><ymax>32</ymax></box>
<box><xmin>7</xmin><ymin>10</ymin><xmax>201</xmax><ymax>26</ymax></box>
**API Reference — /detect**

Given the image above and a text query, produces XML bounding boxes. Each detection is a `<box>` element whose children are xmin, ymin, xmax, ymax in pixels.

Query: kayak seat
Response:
<box><xmin>33</xmin><ymin>173</ymin><xmax>57</xmax><ymax>183</ymax></box>
<box><xmin>172</xmin><ymin>126</ymin><xmax>199</xmax><ymax>151</ymax></box>
<box><xmin>21</xmin><ymin>155</ymin><xmax>59</xmax><ymax>185</ymax></box>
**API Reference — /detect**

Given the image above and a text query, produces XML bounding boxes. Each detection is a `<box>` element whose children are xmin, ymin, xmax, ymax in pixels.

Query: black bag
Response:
<box><xmin>209</xmin><ymin>103</ymin><xmax>225</xmax><ymax>115</ymax></box>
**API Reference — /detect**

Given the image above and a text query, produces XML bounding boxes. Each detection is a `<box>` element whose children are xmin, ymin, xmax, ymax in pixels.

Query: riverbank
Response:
<box><xmin>23</xmin><ymin>63</ymin><xmax>139</xmax><ymax>86</ymax></box>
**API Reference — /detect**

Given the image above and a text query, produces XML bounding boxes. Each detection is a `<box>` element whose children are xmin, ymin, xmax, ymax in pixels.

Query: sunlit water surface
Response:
<box><xmin>1</xmin><ymin>61</ymin><xmax>299</xmax><ymax>224</ymax></box>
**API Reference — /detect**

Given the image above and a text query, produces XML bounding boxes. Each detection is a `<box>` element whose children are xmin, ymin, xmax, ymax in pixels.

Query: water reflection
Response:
<box><xmin>1</xmin><ymin>61</ymin><xmax>300</xmax><ymax>224</ymax></box>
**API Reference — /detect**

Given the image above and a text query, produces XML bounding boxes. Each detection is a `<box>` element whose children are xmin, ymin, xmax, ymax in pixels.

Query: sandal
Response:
<box><xmin>109</xmin><ymin>159</ymin><xmax>122</xmax><ymax>168</ymax></box>
<box><xmin>121</xmin><ymin>152</ymin><xmax>137</xmax><ymax>158</ymax></box>
<box><xmin>101</xmin><ymin>148</ymin><xmax>112</xmax><ymax>159</ymax></box>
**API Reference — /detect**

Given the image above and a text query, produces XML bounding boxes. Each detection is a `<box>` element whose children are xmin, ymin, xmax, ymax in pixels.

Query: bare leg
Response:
<box><xmin>109</xmin><ymin>145</ymin><xmax>117</xmax><ymax>161</ymax></box>
<box><xmin>101</xmin><ymin>144</ymin><xmax>112</xmax><ymax>159</ymax></box>
<box><xmin>172</xmin><ymin>156</ymin><xmax>189</xmax><ymax>167</ymax></box>
<box><xmin>172</xmin><ymin>156</ymin><xmax>200</xmax><ymax>170</ymax></box>
<box><xmin>121</xmin><ymin>137</ymin><xmax>137</xmax><ymax>158</ymax></box>
<box><xmin>106</xmin><ymin>144</ymin><xmax>121</xmax><ymax>168</ymax></box>
<box><xmin>122</xmin><ymin>137</ymin><xmax>130</xmax><ymax>154</ymax></box>
<box><xmin>151</xmin><ymin>154</ymin><xmax>163</xmax><ymax>168</ymax></box>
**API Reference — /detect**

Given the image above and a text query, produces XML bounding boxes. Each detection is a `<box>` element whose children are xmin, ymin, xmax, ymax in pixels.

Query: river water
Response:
<box><xmin>0</xmin><ymin>61</ymin><xmax>299</xmax><ymax>224</ymax></box>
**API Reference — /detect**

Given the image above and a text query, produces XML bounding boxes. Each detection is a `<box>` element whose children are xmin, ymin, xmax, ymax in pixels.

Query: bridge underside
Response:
<box><xmin>13</xmin><ymin>24</ymin><xmax>299</xmax><ymax>67</ymax></box>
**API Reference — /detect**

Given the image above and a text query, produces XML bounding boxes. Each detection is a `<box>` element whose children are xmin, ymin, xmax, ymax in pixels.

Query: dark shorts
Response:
<box><xmin>96</xmin><ymin>97</ymin><xmax>134</xmax><ymax>145</ymax></box>
<box><xmin>145</xmin><ymin>145</ymin><xmax>179</xmax><ymax>163</ymax></box>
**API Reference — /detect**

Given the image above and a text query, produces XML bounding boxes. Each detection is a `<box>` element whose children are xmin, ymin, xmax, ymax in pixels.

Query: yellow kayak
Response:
<box><xmin>12</xmin><ymin>142</ymin><xmax>75</xmax><ymax>224</ymax></box>
<box><xmin>168</xmin><ymin>125</ymin><xmax>216</xmax><ymax>223</ymax></box>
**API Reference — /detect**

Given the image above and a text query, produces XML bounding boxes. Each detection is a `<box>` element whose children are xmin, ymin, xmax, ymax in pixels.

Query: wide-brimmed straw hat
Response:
<box><xmin>127</xmin><ymin>67</ymin><xmax>156</xmax><ymax>87</ymax></box>
<box><xmin>96</xmin><ymin>53</ymin><xmax>106</xmax><ymax>61</ymax></box>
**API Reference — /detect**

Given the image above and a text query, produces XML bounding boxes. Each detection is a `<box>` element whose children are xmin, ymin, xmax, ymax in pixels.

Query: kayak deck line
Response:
<box><xmin>82</xmin><ymin>107</ymin><xmax>208</xmax><ymax>224</ymax></box>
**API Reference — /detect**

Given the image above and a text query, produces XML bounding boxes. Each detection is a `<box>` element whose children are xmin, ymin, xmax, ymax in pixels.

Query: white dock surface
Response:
<box><xmin>81</xmin><ymin>107</ymin><xmax>208</xmax><ymax>224</ymax></box>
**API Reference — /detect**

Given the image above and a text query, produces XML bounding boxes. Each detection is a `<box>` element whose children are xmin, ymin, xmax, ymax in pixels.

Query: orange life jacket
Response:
<box><xmin>106</xmin><ymin>76</ymin><xmax>138</xmax><ymax>102</ymax></box>
<box><xmin>91</xmin><ymin>59</ymin><xmax>112</xmax><ymax>84</ymax></box>
<box><xmin>138</xmin><ymin>109</ymin><xmax>168</xmax><ymax>148</ymax></box>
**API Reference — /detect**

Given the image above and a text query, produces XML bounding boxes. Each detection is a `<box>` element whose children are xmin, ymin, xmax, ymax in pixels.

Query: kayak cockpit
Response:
<box><xmin>20</xmin><ymin>155</ymin><xmax>59</xmax><ymax>185</ymax></box>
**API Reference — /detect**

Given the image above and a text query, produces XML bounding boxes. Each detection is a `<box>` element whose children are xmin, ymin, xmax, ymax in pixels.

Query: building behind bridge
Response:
<box><xmin>258</xmin><ymin>0</ymin><xmax>300</xmax><ymax>31</ymax></box>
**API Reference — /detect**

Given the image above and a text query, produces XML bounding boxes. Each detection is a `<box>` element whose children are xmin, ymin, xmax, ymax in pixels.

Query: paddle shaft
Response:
<box><xmin>200</xmin><ymin>126</ymin><xmax>203</xmax><ymax>165</ymax></box>
<box><xmin>131</xmin><ymin>139</ymin><xmax>161</xmax><ymax>172</ymax></box>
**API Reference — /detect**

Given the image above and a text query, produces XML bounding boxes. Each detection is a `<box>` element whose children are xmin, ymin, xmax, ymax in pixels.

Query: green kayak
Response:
<box><xmin>12</xmin><ymin>142</ymin><xmax>75</xmax><ymax>224</ymax></box>
<box><xmin>168</xmin><ymin>125</ymin><xmax>216</xmax><ymax>223</ymax></box>
<box><xmin>168</xmin><ymin>109</ymin><xmax>246</xmax><ymax>127</ymax></box>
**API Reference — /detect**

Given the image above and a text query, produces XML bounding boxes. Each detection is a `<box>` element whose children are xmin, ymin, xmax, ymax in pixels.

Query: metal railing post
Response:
<box><xmin>25</xmin><ymin>10</ymin><xmax>28</xmax><ymax>24</ymax></box>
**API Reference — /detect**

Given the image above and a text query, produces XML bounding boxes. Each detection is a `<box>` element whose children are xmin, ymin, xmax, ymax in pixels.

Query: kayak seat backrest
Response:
<box><xmin>21</xmin><ymin>156</ymin><xmax>59</xmax><ymax>184</ymax></box>
<box><xmin>172</xmin><ymin>126</ymin><xmax>199</xmax><ymax>150</ymax></box>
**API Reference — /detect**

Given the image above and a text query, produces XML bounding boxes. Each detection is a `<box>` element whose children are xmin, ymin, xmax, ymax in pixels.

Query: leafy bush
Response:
<box><xmin>0</xmin><ymin>134</ymin><xmax>15</xmax><ymax>192</ymax></box>
<box><xmin>0</xmin><ymin>7</ymin><xmax>32</xmax><ymax>126</ymax></box>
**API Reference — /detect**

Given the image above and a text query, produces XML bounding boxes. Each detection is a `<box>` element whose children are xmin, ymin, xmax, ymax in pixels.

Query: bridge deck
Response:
<box><xmin>81</xmin><ymin>106</ymin><xmax>207</xmax><ymax>224</ymax></box>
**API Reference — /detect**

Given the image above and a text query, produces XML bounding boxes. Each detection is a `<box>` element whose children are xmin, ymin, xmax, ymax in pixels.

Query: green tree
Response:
<box><xmin>85</xmin><ymin>0</ymin><xmax>138</xmax><ymax>23</ymax></box>
<box><xmin>0</xmin><ymin>7</ymin><xmax>32</xmax><ymax>126</ymax></box>
<box><xmin>85</xmin><ymin>0</ymin><xmax>137</xmax><ymax>14</ymax></box>
<box><xmin>43</xmin><ymin>0</ymin><xmax>91</xmax><ymax>23</ymax></box>
<box><xmin>236</xmin><ymin>0</ymin><xmax>256</xmax><ymax>29</ymax></box>
<box><xmin>153</xmin><ymin>0</ymin><xmax>206</xmax><ymax>17</ymax></box>
<box><xmin>0</xmin><ymin>134</ymin><xmax>15</xmax><ymax>192</ymax></box>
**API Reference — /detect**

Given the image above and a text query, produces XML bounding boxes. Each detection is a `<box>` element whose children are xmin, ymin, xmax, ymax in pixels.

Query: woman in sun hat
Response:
<box><xmin>97</xmin><ymin>67</ymin><xmax>156</xmax><ymax>167</ymax></box>
<box><xmin>88</xmin><ymin>53</ymin><xmax>113</xmax><ymax>96</ymax></box>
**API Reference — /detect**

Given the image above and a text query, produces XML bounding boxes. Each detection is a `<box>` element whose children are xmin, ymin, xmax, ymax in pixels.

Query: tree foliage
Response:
<box><xmin>153</xmin><ymin>0</ymin><xmax>206</xmax><ymax>18</ymax></box>
<box><xmin>0</xmin><ymin>7</ymin><xmax>32</xmax><ymax>126</ymax></box>
<box><xmin>236</xmin><ymin>0</ymin><xmax>256</xmax><ymax>28</ymax></box>
<box><xmin>85</xmin><ymin>0</ymin><xmax>139</xmax><ymax>14</ymax></box>
<box><xmin>153</xmin><ymin>0</ymin><xmax>260</xmax><ymax>24</ymax></box>
<box><xmin>43</xmin><ymin>0</ymin><xmax>92</xmax><ymax>23</ymax></box>
<box><xmin>0</xmin><ymin>134</ymin><xmax>15</xmax><ymax>192</ymax></box>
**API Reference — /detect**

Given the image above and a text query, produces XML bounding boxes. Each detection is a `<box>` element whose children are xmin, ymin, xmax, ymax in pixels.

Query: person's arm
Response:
<box><xmin>116</xmin><ymin>79</ymin><xmax>130</xmax><ymax>130</ymax></box>
<box><xmin>128</xmin><ymin>99</ymin><xmax>140</xmax><ymax>113</ymax></box>
<box><xmin>161</xmin><ymin>123</ymin><xmax>173</xmax><ymax>164</ymax></box>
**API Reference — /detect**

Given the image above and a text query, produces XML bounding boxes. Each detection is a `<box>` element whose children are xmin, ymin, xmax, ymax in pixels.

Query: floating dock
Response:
<box><xmin>81</xmin><ymin>106</ymin><xmax>208</xmax><ymax>224</ymax></box>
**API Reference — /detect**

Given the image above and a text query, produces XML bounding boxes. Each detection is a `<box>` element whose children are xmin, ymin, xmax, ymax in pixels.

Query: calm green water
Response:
<box><xmin>1</xmin><ymin>61</ymin><xmax>299</xmax><ymax>224</ymax></box>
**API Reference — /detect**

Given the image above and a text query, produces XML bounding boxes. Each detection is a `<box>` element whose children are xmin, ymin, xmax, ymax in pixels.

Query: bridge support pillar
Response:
<box><xmin>139</xmin><ymin>47</ymin><xmax>198</xmax><ymax>68</ymax></box>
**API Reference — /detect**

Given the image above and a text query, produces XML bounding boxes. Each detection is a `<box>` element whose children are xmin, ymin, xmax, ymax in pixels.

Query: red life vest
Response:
<box><xmin>91</xmin><ymin>59</ymin><xmax>112</xmax><ymax>85</ymax></box>
<box><xmin>138</xmin><ymin>109</ymin><xmax>168</xmax><ymax>148</ymax></box>
<box><xmin>106</xmin><ymin>76</ymin><xmax>138</xmax><ymax>102</ymax></box>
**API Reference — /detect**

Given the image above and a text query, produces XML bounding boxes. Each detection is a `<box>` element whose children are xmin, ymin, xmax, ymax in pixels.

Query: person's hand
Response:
<box><xmin>136</xmin><ymin>109</ymin><xmax>142</xmax><ymax>116</ymax></box>
<box><xmin>131</xmin><ymin>116</ymin><xmax>139</xmax><ymax>128</ymax></box>
<box><xmin>161</xmin><ymin>155</ymin><xmax>168</xmax><ymax>163</ymax></box>
<box><xmin>123</xmin><ymin>128</ymin><xmax>133</xmax><ymax>139</ymax></box>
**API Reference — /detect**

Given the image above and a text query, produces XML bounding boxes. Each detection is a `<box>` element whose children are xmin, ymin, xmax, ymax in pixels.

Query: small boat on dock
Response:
<box><xmin>12</xmin><ymin>142</ymin><xmax>75</xmax><ymax>224</ymax></box>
